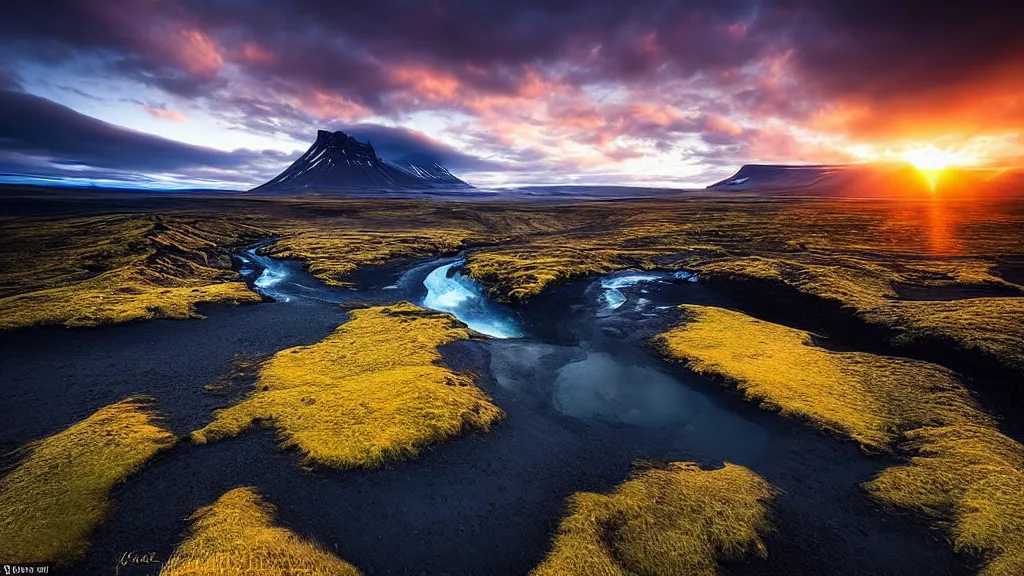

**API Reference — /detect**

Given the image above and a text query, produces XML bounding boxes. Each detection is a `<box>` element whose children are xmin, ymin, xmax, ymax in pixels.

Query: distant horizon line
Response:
<box><xmin>1</xmin><ymin>161</ymin><xmax>1020</xmax><ymax>193</ymax></box>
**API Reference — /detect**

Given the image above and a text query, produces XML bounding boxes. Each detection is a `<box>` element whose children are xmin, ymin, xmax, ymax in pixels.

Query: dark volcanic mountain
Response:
<box><xmin>251</xmin><ymin>130</ymin><xmax>472</xmax><ymax>193</ymax></box>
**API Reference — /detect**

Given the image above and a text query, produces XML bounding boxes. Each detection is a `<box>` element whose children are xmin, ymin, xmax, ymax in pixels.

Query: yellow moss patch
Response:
<box><xmin>160</xmin><ymin>486</ymin><xmax>360</xmax><ymax>576</ymax></box>
<box><xmin>192</xmin><ymin>302</ymin><xmax>503</xmax><ymax>468</ymax></box>
<box><xmin>532</xmin><ymin>462</ymin><xmax>777</xmax><ymax>576</ymax></box>
<box><xmin>654</xmin><ymin>305</ymin><xmax>1024</xmax><ymax>574</ymax></box>
<box><xmin>0</xmin><ymin>276</ymin><xmax>259</xmax><ymax>330</ymax></box>
<box><xmin>0</xmin><ymin>397</ymin><xmax>176</xmax><ymax>564</ymax></box>
<box><xmin>0</xmin><ymin>214</ymin><xmax>267</xmax><ymax>330</ymax></box>
<box><xmin>653</xmin><ymin>305</ymin><xmax>987</xmax><ymax>451</ymax></box>
<box><xmin>694</xmin><ymin>255</ymin><xmax>899</xmax><ymax>309</ymax></box>
<box><xmin>865</xmin><ymin>297</ymin><xmax>1024</xmax><ymax>374</ymax></box>
<box><xmin>866</xmin><ymin>426</ymin><xmax>1024</xmax><ymax>576</ymax></box>
<box><xmin>264</xmin><ymin>228</ymin><xmax>475</xmax><ymax>287</ymax></box>
<box><xmin>464</xmin><ymin>243</ymin><xmax>655</xmax><ymax>301</ymax></box>
<box><xmin>694</xmin><ymin>255</ymin><xmax>1024</xmax><ymax>374</ymax></box>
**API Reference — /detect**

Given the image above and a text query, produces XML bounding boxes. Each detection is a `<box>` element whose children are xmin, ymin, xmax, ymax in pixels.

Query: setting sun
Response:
<box><xmin>901</xmin><ymin>147</ymin><xmax>962</xmax><ymax>191</ymax></box>
<box><xmin>903</xmin><ymin>147</ymin><xmax>956</xmax><ymax>171</ymax></box>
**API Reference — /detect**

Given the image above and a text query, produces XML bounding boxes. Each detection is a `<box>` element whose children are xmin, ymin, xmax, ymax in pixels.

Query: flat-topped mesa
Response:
<box><xmin>251</xmin><ymin>129</ymin><xmax>473</xmax><ymax>194</ymax></box>
<box><xmin>706</xmin><ymin>164</ymin><xmax>914</xmax><ymax>195</ymax></box>
<box><xmin>707</xmin><ymin>162</ymin><xmax>1024</xmax><ymax>198</ymax></box>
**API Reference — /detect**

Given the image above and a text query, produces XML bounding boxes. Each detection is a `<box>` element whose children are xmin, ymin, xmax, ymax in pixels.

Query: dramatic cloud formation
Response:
<box><xmin>0</xmin><ymin>89</ymin><xmax>289</xmax><ymax>187</ymax></box>
<box><xmin>337</xmin><ymin>124</ymin><xmax>505</xmax><ymax>172</ymax></box>
<box><xmin>1</xmin><ymin>0</ymin><xmax>1021</xmax><ymax>188</ymax></box>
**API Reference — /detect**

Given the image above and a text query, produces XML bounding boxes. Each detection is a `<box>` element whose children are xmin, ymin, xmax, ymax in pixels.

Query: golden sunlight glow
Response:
<box><xmin>900</xmin><ymin>146</ymin><xmax>972</xmax><ymax>192</ymax></box>
<box><xmin>903</xmin><ymin>147</ymin><xmax>956</xmax><ymax>171</ymax></box>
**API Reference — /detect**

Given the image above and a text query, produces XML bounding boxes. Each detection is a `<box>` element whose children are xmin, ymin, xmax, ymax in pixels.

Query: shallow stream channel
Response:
<box><xmin>0</xmin><ymin>240</ymin><xmax>969</xmax><ymax>575</ymax></box>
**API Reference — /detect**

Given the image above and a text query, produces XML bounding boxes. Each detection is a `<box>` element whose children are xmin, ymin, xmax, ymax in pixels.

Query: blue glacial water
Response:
<box><xmin>421</xmin><ymin>259</ymin><xmax>522</xmax><ymax>338</ymax></box>
<box><xmin>598</xmin><ymin>270</ymin><xmax>698</xmax><ymax>311</ymax></box>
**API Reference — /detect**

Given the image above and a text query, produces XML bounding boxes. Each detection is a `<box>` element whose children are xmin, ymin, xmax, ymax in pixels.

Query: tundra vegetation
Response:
<box><xmin>191</xmin><ymin>302</ymin><xmax>503</xmax><ymax>469</ymax></box>
<box><xmin>532</xmin><ymin>461</ymin><xmax>777</xmax><ymax>576</ymax></box>
<box><xmin>0</xmin><ymin>397</ymin><xmax>176</xmax><ymax>564</ymax></box>
<box><xmin>2</xmin><ymin>199</ymin><xmax>1020</xmax><ymax>377</ymax></box>
<box><xmin>160</xmin><ymin>486</ymin><xmax>361</xmax><ymax>576</ymax></box>
<box><xmin>0</xmin><ymin>214</ymin><xmax>265</xmax><ymax>330</ymax></box>
<box><xmin>246</xmin><ymin>199</ymin><xmax>1024</xmax><ymax>376</ymax></box>
<box><xmin>261</xmin><ymin>228</ymin><xmax>472</xmax><ymax>287</ymax></box>
<box><xmin>458</xmin><ymin>201</ymin><xmax>1024</xmax><ymax>376</ymax></box>
<box><xmin>654</xmin><ymin>305</ymin><xmax>1024</xmax><ymax>575</ymax></box>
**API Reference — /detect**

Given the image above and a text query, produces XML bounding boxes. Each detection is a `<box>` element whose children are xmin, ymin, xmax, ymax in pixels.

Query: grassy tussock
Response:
<box><xmin>695</xmin><ymin>255</ymin><xmax>1024</xmax><ymax>373</ymax></box>
<box><xmin>693</xmin><ymin>255</ymin><xmax>899</xmax><ymax>309</ymax></box>
<box><xmin>161</xmin><ymin>486</ymin><xmax>360</xmax><ymax>576</ymax></box>
<box><xmin>866</xmin><ymin>426</ymin><xmax>1024</xmax><ymax>576</ymax></box>
<box><xmin>865</xmin><ymin>297</ymin><xmax>1024</xmax><ymax>373</ymax></box>
<box><xmin>532</xmin><ymin>462</ymin><xmax>777</xmax><ymax>576</ymax></box>
<box><xmin>6</xmin><ymin>199</ymin><xmax>1021</xmax><ymax>373</ymax></box>
<box><xmin>192</xmin><ymin>302</ymin><xmax>503</xmax><ymax>468</ymax></box>
<box><xmin>464</xmin><ymin>244</ymin><xmax>646</xmax><ymax>301</ymax></box>
<box><xmin>653</xmin><ymin>305</ymin><xmax>988</xmax><ymax>451</ymax></box>
<box><xmin>264</xmin><ymin>228</ymin><xmax>474</xmax><ymax>287</ymax></box>
<box><xmin>0</xmin><ymin>276</ymin><xmax>259</xmax><ymax>330</ymax></box>
<box><xmin>0</xmin><ymin>397</ymin><xmax>176</xmax><ymax>564</ymax></box>
<box><xmin>0</xmin><ymin>214</ymin><xmax>266</xmax><ymax>330</ymax></box>
<box><xmin>655</xmin><ymin>305</ymin><xmax>1024</xmax><ymax>574</ymax></box>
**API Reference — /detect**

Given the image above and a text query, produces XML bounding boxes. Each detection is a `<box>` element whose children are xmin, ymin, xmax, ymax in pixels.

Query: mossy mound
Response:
<box><xmin>533</xmin><ymin>462</ymin><xmax>777</xmax><ymax>576</ymax></box>
<box><xmin>264</xmin><ymin>228</ymin><xmax>473</xmax><ymax>287</ymax></box>
<box><xmin>653</xmin><ymin>305</ymin><xmax>988</xmax><ymax>451</ymax></box>
<box><xmin>0</xmin><ymin>397</ymin><xmax>176</xmax><ymax>564</ymax></box>
<box><xmin>161</xmin><ymin>487</ymin><xmax>361</xmax><ymax>576</ymax></box>
<box><xmin>866</xmin><ymin>425</ymin><xmax>1024</xmax><ymax>576</ymax></box>
<box><xmin>192</xmin><ymin>302</ymin><xmax>503</xmax><ymax>469</ymax></box>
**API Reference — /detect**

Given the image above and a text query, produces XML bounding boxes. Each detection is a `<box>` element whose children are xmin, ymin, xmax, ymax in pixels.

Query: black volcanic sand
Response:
<box><xmin>0</xmin><ymin>299</ymin><xmax>342</xmax><ymax>458</ymax></box>
<box><xmin>0</xmin><ymin>257</ymin><xmax>970</xmax><ymax>575</ymax></box>
<box><xmin>994</xmin><ymin>257</ymin><xmax>1024</xmax><ymax>286</ymax></box>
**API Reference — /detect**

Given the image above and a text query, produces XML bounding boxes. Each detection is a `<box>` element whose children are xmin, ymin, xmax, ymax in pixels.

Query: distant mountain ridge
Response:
<box><xmin>709</xmin><ymin>163</ymin><xmax>1024</xmax><ymax>198</ymax></box>
<box><xmin>709</xmin><ymin>163</ymin><xmax>940</xmax><ymax>197</ymax></box>
<box><xmin>709</xmin><ymin>164</ymin><xmax>848</xmax><ymax>191</ymax></box>
<box><xmin>708</xmin><ymin>163</ymin><xmax>921</xmax><ymax>193</ymax></box>
<box><xmin>251</xmin><ymin>130</ymin><xmax>472</xmax><ymax>193</ymax></box>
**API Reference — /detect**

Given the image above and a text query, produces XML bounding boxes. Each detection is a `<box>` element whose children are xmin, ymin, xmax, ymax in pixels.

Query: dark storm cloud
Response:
<box><xmin>1</xmin><ymin>0</ymin><xmax>764</xmax><ymax>108</ymax></box>
<box><xmin>0</xmin><ymin>88</ymin><xmax>292</xmax><ymax>186</ymax></box>
<box><xmin>0</xmin><ymin>90</ymin><xmax>277</xmax><ymax>172</ymax></box>
<box><xmin>335</xmin><ymin>124</ymin><xmax>504</xmax><ymax>171</ymax></box>
<box><xmin>772</xmin><ymin>0</ymin><xmax>1024</xmax><ymax>98</ymax></box>
<box><xmin>0</xmin><ymin>66</ymin><xmax>22</xmax><ymax>91</ymax></box>
<box><xmin>5</xmin><ymin>0</ymin><xmax>1018</xmax><ymax>107</ymax></box>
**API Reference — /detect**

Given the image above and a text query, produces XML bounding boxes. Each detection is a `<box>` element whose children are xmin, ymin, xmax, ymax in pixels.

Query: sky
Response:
<box><xmin>0</xmin><ymin>0</ymin><xmax>1021</xmax><ymax>189</ymax></box>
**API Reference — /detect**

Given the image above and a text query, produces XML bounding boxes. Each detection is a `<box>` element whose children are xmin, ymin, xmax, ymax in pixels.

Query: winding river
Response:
<box><xmin>0</xmin><ymin>243</ymin><xmax>962</xmax><ymax>575</ymax></box>
<box><xmin>240</xmin><ymin>245</ymin><xmax>760</xmax><ymax>454</ymax></box>
<box><xmin>421</xmin><ymin>259</ymin><xmax>523</xmax><ymax>338</ymax></box>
